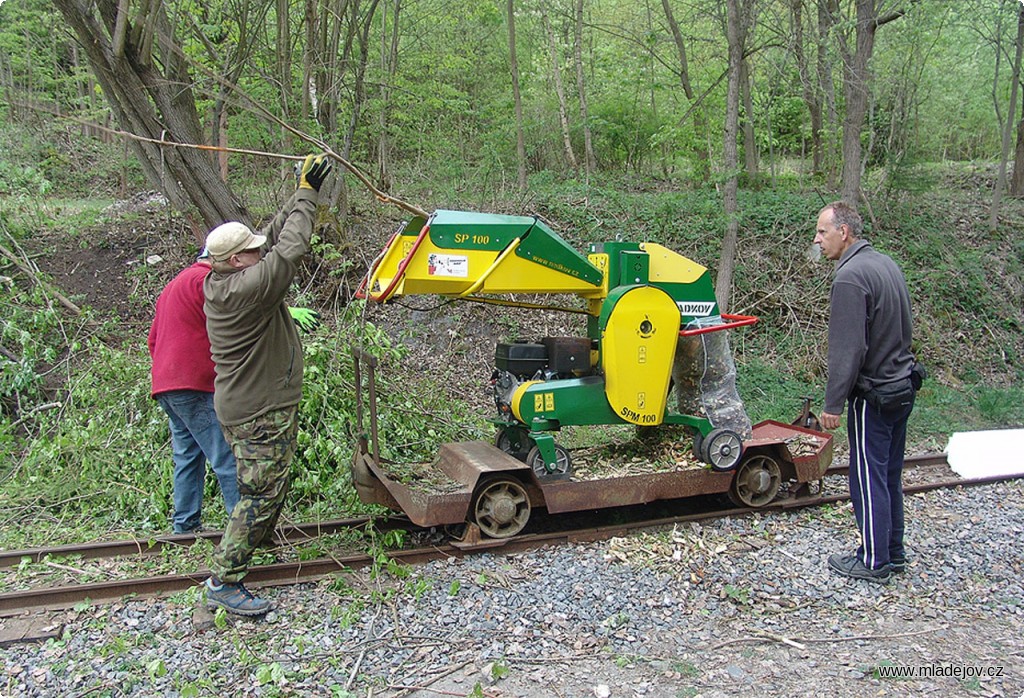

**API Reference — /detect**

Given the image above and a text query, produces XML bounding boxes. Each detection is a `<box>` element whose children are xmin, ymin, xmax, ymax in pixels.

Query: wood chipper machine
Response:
<box><xmin>354</xmin><ymin>209</ymin><xmax>760</xmax><ymax>478</ymax></box>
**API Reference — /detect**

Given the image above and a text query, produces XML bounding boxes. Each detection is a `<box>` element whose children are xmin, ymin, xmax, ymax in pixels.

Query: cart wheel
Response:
<box><xmin>471</xmin><ymin>476</ymin><xmax>532</xmax><ymax>538</ymax></box>
<box><xmin>526</xmin><ymin>444</ymin><xmax>572</xmax><ymax>478</ymax></box>
<box><xmin>728</xmin><ymin>454</ymin><xmax>782</xmax><ymax>507</ymax></box>
<box><xmin>701</xmin><ymin>428</ymin><xmax>744</xmax><ymax>472</ymax></box>
<box><xmin>692</xmin><ymin>429</ymin><xmax>705</xmax><ymax>459</ymax></box>
<box><xmin>495</xmin><ymin>426</ymin><xmax>531</xmax><ymax>461</ymax></box>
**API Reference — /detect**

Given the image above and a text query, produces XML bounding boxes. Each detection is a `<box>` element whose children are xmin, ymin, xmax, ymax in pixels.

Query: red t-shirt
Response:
<box><xmin>148</xmin><ymin>262</ymin><xmax>216</xmax><ymax>396</ymax></box>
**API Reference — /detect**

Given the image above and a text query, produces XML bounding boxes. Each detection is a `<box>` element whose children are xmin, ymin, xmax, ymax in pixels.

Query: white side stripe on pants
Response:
<box><xmin>852</xmin><ymin>398</ymin><xmax>876</xmax><ymax>569</ymax></box>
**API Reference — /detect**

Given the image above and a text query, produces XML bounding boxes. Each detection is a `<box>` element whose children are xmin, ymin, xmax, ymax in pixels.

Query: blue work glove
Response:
<box><xmin>295</xmin><ymin>154</ymin><xmax>332</xmax><ymax>192</ymax></box>
<box><xmin>289</xmin><ymin>307</ymin><xmax>321</xmax><ymax>333</ymax></box>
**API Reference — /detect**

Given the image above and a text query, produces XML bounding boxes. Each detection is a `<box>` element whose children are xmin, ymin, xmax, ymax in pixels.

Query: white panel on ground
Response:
<box><xmin>945</xmin><ymin>429</ymin><xmax>1024</xmax><ymax>479</ymax></box>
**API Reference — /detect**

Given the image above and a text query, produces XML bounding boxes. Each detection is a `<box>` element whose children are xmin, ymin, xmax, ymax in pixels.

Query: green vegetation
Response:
<box><xmin>1</xmin><ymin>112</ymin><xmax>1022</xmax><ymax>552</ymax></box>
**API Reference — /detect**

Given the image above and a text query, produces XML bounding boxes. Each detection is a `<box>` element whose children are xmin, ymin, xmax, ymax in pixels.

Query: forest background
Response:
<box><xmin>0</xmin><ymin>0</ymin><xmax>1022</xmax><ymax>549</ymax></box>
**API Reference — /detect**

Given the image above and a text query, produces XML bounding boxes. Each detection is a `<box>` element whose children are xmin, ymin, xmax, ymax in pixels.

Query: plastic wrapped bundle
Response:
<box><xmin>672</xmin><ymin>322</ymin><xmax>752</xmax><ymax>439</ymax></box>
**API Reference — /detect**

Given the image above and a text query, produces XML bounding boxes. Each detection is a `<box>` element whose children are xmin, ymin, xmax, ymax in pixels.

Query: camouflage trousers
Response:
<box><xmin>210</xmin><ymin>405</ymin><xmax>298</xmax><ymax>583</ymax></box>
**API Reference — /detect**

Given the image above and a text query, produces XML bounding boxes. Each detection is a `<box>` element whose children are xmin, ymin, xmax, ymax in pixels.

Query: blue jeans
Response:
<box><xmin>156</xmin><ymin>390</ymin><xmax>240</xmax><ymax>533</ymax></box>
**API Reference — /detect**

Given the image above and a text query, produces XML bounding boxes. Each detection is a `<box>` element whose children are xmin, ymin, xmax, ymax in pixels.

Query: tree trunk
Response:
<box><xmin>574</xmin><ymin>0</ymin><xmax>596</xmax><ymax>174</ymax></box>
<box><xmin>193</xmin><ymin>5</ymin><xmax>256</xmax><ymax>183</ymax></box>
<box><xmin>661</xmin><ymin>0</ymin><xmax>710</xmax><ymax>182</ymax></box>
<box><xmin>376</xmin><ymin>0</ymin><xmax>401</xmax><ymax>192</ymax></box>
<box><xmin>1011</xmin><ymin>112</ymin><xmax>1024</xmax><ymax>197</ymax></box>
<box><xmin>740</xmin><ymin>57</ymin><xmax>758</xmax><ymax>183</ymax></box>
<box><xmin>542</xmin><ymin>7</ymin><xmax>578</xmax><ymax>171</ymax></box>
<box><xmin>838</xmin><ymin>0</ymin><xmax>905</xmax><ymax>205</ymax></box>
<box><xmin>991</xmin><ymin>6</ymin><xmax>1024</xmax><ymax>225</ymax></box>
<box><xmin>792</xmin><ymin>0</ymin><xmax>824</xmax><ymax>174</ymax></box>
<box><xmin>508</xmin><ymin>0</ymin><xmax>528</xmax><ymax>190</ymax></box>
<box><xmin>313</xmin><ymin>0</ymin><xmax>357</xmax><ymax>209</ymax></box>
<box><xmin>333</xmin><ymin>0</ymin><xmax>380</xmax><ymax>212</ymax></box>
<box><xmin>718</xmin><ymin>0</ymin><xmax>744</xmax><ymax>313</ymax></box>
<box><xmin>277</xmin><ymin>0</ymin><xmax>294</xmax><ymax>179</ymax></box>
<box><xmin>302</xmin><ymin>0</ymin><xmax>317</xmax><ymax>121</ymax></box>
<box><xmin>818</xmin><ymin>0</ymin><xmax>840</xmax><ymax>187</ymax></box>
<box><xmin>51</xmin><ymin>0</ymin><xmax>250</xmax><ymax>231</ymax></box>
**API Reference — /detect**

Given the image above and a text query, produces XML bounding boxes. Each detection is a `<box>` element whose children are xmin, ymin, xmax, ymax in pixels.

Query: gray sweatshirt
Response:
<box><xmin>824</xmin><ymin>240</ymin><xmax>915</xmax><ymax>415</ymax></box>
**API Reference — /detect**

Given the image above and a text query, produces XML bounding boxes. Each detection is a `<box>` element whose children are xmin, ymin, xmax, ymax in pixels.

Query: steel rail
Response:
<box><xmin>0</xmin><ymin>516</ymin><xmax>419</xmax><ymax>569</ymax></box>
<box><xmin>1</xmin><ymin>464</ymin><xmax>1018</xmax><ymax>616</ymax></box>
<box><xmin>0</xmin><ymin>452</ymin><xmax>950</xmax><ymax>570</ymax></box>
<box><xmin>823</xmin><ymin>451</ymin><xmax>949</xmax><ymax>477</ymax></box>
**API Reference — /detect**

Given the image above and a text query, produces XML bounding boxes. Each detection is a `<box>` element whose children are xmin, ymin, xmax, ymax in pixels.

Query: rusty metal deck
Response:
<box><xmin>357</xmin><ymin>420</ymin><xmax>833</xmax><ymax>528</ymax></box>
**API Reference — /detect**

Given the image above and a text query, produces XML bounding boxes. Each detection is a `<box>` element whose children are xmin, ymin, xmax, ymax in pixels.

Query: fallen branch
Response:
<box><xmin>389</xmin><ymin>660</ymin><xmax>474</xmax><ymax>698</ymax></box>
<box><xmin>0</xmin><ymin>242</ymin><xmax>82</xmax><ymax>316</ymax></box>
<box><xmin>43</xmin><ymin>560</ymin><xmax>90</xmax><ymax>576</ymax></box>
<box><xmin>708</xmin><ymin>625</ymin><xmax>943</xmax><ymax>651</ymax></box>
<box><xmin>10</xmin><ymin>402</ymin><xmax>62</xmax><ymax>430</ymax></box>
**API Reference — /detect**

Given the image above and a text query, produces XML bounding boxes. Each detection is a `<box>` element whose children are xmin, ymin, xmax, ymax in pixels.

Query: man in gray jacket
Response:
<box><xmin>201</xmin><ymin>154</ymin><xmax>332</xmax><ymax>615</ymax></box>
<box><xmin>815</xmin><ymin>201</ymin><xmax>917</xmax><ymax>584</ymax></box>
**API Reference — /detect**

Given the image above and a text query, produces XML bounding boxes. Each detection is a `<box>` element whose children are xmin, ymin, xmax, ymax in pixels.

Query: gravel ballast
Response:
<box><xmin>2</xmin><ymin>478</ymin><xmax>1022</xmax><ymax>698</ymax></box>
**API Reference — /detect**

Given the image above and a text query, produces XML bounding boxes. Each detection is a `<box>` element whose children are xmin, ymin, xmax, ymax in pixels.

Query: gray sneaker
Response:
<box><xmin>205</xmin><ymin>578</ymin><xmax>271</xmax><ymax>616</ymax></box>
<box><xmin>827</xmin><ymin>553</ymin><xmax>891</xmax><ymax>584</ymax></box>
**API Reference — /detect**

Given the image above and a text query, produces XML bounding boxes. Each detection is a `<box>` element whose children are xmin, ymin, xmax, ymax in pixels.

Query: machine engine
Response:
<box><xmin>492</xmin><ymin>337</ymin><xmax>594</xmax><ymax>419</ymax></box>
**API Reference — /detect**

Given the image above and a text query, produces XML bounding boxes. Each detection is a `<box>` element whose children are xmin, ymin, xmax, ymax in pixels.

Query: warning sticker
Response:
<box><xmin>427</xmin><ymin>253</ymin><xmax>469</xmax><ymax>278</ymax></box>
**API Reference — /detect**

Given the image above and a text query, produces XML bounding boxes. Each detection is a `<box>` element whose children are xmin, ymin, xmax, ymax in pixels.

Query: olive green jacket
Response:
<box><xmin>203</xmin><ymin>188</ymin><xmax>318</xmax><ymax>426</ymax></box>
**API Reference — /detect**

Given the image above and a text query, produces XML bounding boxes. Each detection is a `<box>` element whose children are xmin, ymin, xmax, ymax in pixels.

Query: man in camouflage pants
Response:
<box><xmin>200</xmin><ymin>154</ymin><xmax>332</xmax><ymax>616</ymax></box>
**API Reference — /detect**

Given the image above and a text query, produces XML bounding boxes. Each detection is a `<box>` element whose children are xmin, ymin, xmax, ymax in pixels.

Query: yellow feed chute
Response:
<box><xmin>360</xmin><ymin>210</ymin><xmax>606</xmax><ymax>301</ymax></box>
<box><xmin>599</xmin><ymin>285</ymin><xmax>681</xmax><ymax>425</ymax></box>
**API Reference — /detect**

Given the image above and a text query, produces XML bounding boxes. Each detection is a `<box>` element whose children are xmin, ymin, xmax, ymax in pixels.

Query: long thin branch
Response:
<box><xmin>0</xmin><ymin>242</ymin><xmax>82</xmax><ymax>316</ymax></box>
<box><xmin>12</xmin><ymin>98</ymin><xmax>429</xmax><ymax>221</ymax></box>
<box><xmin>150</xmin><ymin>34</ymin><xmax>431</xmax><ymax>219</ymax></box>
<box><xmin>708</xmin><ymin>625</ymin><xmax>942</xmax><ymax>651</ymax></box>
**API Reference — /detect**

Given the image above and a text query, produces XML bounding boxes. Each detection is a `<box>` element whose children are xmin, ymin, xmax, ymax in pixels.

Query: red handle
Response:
<box><xmin>355</xmin><ymin>222</ymin><xmax>433</xmax><ymax>302</ymax></box>
<box><xmin>679</xmin><ymin>313</ymin><xmax>759</xmax><ymax>337</ymax></box>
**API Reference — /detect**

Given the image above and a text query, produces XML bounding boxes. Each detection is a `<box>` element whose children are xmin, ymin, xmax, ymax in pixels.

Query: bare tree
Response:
<box><xmin>51</xmin><ymin>0</ymin><xmax>250</xmax><ymax>231</ymax></box>
<box><xmin>740</xmin><ymin>57</ymin><xmax>758</xmax><ymax>182</ymax></box>
<box><xmin>661</xmin><ymin>0</ymin><xmax>710</xmax><ymax>182</ymax></box>
<box><xmin>718</xmin><ymin>0</ymin><xmax>749</xmax><ymax>312</ymax></box>
<box><xmin>792</xmin><ymin>0</ymin><xmax>825</xmax><ymax>174</ymax></box>
<box><xmin>542</xmin><ymin>6</ymin><xmax>578</xmax><ymax>171</ymax></box>
<box><xmin>308</xmin><ymin>0</ymin><xmax>380</xmax><ymax>210</ymax></box>
<box><xmin>992</xmin><ymin>3</ymin><xmax>1024</xmax><ymax>226</ymax></box>
<box><xmin>1001</xmin><ymin>2</ymin><xmax>1024</xmax><ymax>198</ymax></box>
<box><xmin>836</xmin><ymin>0</ymin><xmax>907</xmax><ymax>204</ymax></box>
<box><xmin>376</xmin><ymin>0</ymin><xmax>402</xmax><ymax>192</ymax></box>
<box><xmin>276</xmin><ymin>0</ymin><xmax>293</xmax><ymax>179</ymax></box>
<box><xmin>574</xmin><ymin>0</ymin><xmax>597</xmax><ymax>174</ymax></box>
<box><xmin>819</xmin><ymin>0</ymin><xmax>842</xmax><ymax>186</ymax></box>
<box><xmin>508</xmin><ymin>0</ymin><xmax>528</xmax><ymax>190</ymax></box>
<box><xmin>186</xmin><ymin>0</ymin><xmax>265</xmax><ymax>181</ymax></box>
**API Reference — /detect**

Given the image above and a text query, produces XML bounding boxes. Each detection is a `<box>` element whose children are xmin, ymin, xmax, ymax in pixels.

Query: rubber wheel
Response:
<box><xmin>471</xmin><ymin>476</ymin><xmax>531</xmax><ymax>538</ymax></box>
<box><xmin>526</xmin><ymin>444</ymin><xmax>572</xmax><ymax>478</ymax></box>
<box><xmin>495</xmin><ymin>426</ymin><xmax>531</xmax><ymax>461</ymax></box>
<box><xmin>728</xmin><ymin>454</ymin><xmax>782</xmax><ymax>507</ymax></box>
<box><xmin>692</xmin><ymin>430</ymin><xmax>705</xmax><ymax>460</ymax></box>
<box><xmin>701</xmin><ymin>428</ymin><xmax>744</xmax><ymax>472</ymax></box>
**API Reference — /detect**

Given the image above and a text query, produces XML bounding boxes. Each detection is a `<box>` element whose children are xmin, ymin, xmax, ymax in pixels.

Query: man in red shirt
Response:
<box><xmin>148</xmin><ymin>250</ymin><xmax>239</xmax><ymax>533</ymax></box>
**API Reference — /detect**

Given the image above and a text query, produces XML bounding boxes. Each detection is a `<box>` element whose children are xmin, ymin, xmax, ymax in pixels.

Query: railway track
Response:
<box><xmin>0</xmin><ymin>452</ymin><xmax>1016</xmax><ymax>616</ymax></box>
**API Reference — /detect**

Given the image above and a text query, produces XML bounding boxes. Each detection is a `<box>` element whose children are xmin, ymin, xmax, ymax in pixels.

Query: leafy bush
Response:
<box><xmin>0</xmin><ymin>288</ymin><xmax>490</xmax><ymax>546</ymax></box>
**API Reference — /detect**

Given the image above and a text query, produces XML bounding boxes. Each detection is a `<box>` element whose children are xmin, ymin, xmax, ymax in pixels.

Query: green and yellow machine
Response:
<box><xmin>357</xmin><ymin>209</ymin><xmax>758</xmax><ymax>478</ymax></box>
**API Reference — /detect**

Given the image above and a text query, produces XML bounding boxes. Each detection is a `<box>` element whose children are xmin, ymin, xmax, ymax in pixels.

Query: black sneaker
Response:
<box><xmin>205</xmin><ymin>578</ymin><xmax>271</xmax><ymax>616</ymax></box>
<box><xmin>827</xmin><ymin>553</ymin><xmax>891</xmax><ymax>584</ymax></box>
<box><xmin>890</xmin><ymin>555</ymin><xmax>907</xmax><ymax>573</ymax></box>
